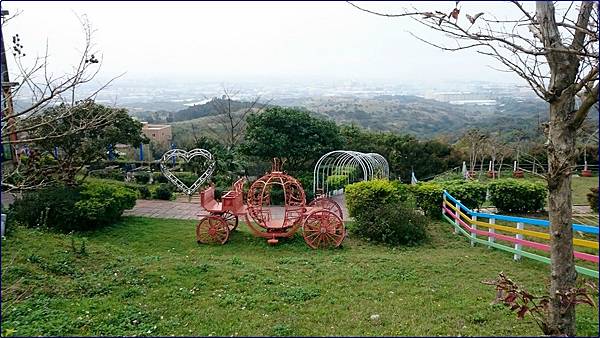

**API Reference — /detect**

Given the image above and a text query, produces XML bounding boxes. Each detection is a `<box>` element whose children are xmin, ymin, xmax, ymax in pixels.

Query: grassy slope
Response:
<box><xmin>572</xmin><ymin>176</ymin><xmax>598</xmax><ymax>206</ymax></box>
<box><xmin>1</xmin><ymin>218</ymin><xmax>598</xmax><ymax>336</ymax></box>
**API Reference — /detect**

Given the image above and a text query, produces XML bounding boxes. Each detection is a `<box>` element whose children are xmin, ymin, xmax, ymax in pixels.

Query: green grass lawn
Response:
<box><xmin>2</xmin><ymin>217</ymin><xmax>598</xmax><ymax>336</ymax></box>
<box><xmin>572</xmin><ymin>176</ymin><xmax>598</xmax><ymax>206</ymax></box>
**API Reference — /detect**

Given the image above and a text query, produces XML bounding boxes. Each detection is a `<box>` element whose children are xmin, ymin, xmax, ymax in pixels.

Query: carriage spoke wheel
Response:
<box><xmin>302</xmin><ymin>210</ymin><xmax>345</xmax><ymax>249</ymax></box>
<box><xmin>213</xmin><ymin>211</ymin><xmax>238</xmax><ymax>231</ymax></box>
<box><xmin>308</xmin><ymin>197</ymin><xmax>343</xmax><ymax>219</ymax></box>
<box><xmin>196</xmin><ymin>216</ymin><xmax>229</xmax><ymax>245</ymax></box>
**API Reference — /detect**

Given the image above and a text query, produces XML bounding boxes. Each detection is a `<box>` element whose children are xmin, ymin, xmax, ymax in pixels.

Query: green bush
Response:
<box><xmin>345</xmin><ymin>179</ymin><xmax>410</xmax><ymax>218</ymax></box>
<box><xmin>353</xmin><ymin>202</ymin><xmax>428</xmax><ymax>246</ymax></box>
<box><xmin>153</xmin><ymin>172</ymin><xmax>168</xmax><ymax>183</ymax></box>
<box><xmin>134</xmin><ymin>171</ymin><xmax>150</xmax><ymax>184</ymax></box>
<box><xmin>295</xmin><ymin>173</ymin><xmax>314</xmax><ymax>201</ymax></box>
<box><xmin>136</xmin><ymin>185</ymin><xmax>151</xmax><ymax>199</ymax></box>
<box><xmin>326</xmin><ymin>175</ymin><xmax>348</xmax><ymax>190</ymax></box>
<box><xmin>75</xmin><ymin>182</ymin><xmax>137</xmax><ymax>227</ymax></box>
<box><xmin>9</xmin><ymin>182</ymin><xmax>136</xmax><ymax>232</ymax></box>
<box><xmin>408</xmin><ymin>182</ymin><xmax>444</xmax><ymax>218</ymax></box>
<box><xmin>488</xmin><ymin>179</ymin><xmax>547</xmax><ymax>213</ymax></box>
<box><xmin>409</xmin><ymin>180</ymin><xmax>488</xmax><ymax>218</ymax></box>
<box><xmin>153</xmin><ymin>183</ymin><xmax>174</xmax><ymax>200</ymax></box>
<box><xmin>587</xmin><ymin>187</ymin><xmax>598</xmax><ymax>213</ymax></box>
<box><xmin>174</xmin><ymin>172</ymin><xmax>198</xmax><ymax>187</ymax></box>
<box><xmin>445</xmin><ymin>180</ymin><xmax>487</xmax><ymax>210</ymax></box>
<box><xmin>8</xmin><ymin>185</ymin><xmax>82</xmax><ymax>231</ymax></box>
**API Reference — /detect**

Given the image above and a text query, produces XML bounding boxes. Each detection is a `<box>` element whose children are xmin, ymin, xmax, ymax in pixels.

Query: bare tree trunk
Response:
<box><xmin>546</xmin><ymin>97</ymin><xmax>577</xmax><ymax>336</ymax></box>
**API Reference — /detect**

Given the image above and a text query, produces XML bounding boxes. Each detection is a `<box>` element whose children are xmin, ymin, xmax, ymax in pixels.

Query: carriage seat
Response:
<box><xmin>200</xmin><ymin>185</ymin><xmax>221</xmax><ymax>212</ymax></box>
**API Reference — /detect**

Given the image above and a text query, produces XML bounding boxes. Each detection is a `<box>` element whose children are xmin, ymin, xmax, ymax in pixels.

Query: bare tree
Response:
<box><xmin>349</xmin><ymin>1</ymin><xmax>598</xmax><ymax>335</ymax></box>
<box><xmin>1</xmin><ymin>12</ymin><xmax>124</xmax><ymax>191</ymax></box>
<box><xmin>204</xmin><ymin>87</ymin><xmax>269</xmax><ymax>149</ymax></box>
<box><xmin>1</xmin><ymin>14</ymin><xmax>123</xmax><ymax>148</ymax></box>
<box><xmin>485</xmin><ymin>132</ymin><xmax>511</xmax><ymax>178</ymax></box>
<box><xmin>458</xmin><ymin>128</ymin><xmax>488</xmax><ymax>174</ymax></box>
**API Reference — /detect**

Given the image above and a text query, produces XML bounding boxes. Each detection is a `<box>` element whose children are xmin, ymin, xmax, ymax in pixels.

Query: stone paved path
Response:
<box><xmin>123</xmin><ymin>194</ymin><xmax>349</xmax><ymax>221</ymax></box>
<box><xmin>123</xmin><ymin>199</ymin><xmax>206</xmax><ymax>220</ymax></box>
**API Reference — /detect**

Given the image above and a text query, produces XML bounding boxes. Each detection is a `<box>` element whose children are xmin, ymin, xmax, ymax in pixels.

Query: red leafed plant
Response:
<box><xmin>482</xmin><ymin>272</ymin><xmax>597</xmax><ymax>335</ymax></box>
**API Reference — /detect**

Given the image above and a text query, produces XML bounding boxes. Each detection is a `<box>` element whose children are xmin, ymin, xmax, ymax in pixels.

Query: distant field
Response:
<box><xmin>2</xmin><ymin>217</ymin><xmax>598</xmax><ymax>336</ymax></box>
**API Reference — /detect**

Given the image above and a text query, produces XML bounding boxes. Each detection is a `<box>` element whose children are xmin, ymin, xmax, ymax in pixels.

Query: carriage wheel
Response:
<box><xmin>302</xmin><ymin>210</ymin><xmax>345</xmax><ymax>249</ymax></box>
<box><xmin>196</xmin><ymin>216</ymin><xmax>230</xmax><ymax>245</ymax></box>
<box><xmin>213</xmin><ymin>211</ymin><xmax>238</xmax><ymax>231</ymax></box>
<box><xmin>308</xmin><ymin>197</ymin><xmax>343</xmax><ymax>219</ymax></box>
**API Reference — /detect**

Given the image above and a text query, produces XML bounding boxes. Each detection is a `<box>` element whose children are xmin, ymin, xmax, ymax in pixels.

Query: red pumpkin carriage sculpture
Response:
<box><xmin>196</xmin><ymin>160</ymin><xmax>346</xmax><ymax>249</ymax></box>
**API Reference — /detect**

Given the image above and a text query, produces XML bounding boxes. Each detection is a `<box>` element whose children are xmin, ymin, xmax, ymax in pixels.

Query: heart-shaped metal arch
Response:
<box><xmin>160</xmin><ymin>148</ymin><xmax>216</xmax><ymax>196</ymax></box>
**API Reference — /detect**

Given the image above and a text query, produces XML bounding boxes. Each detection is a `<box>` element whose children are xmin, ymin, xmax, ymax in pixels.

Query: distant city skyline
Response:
<box><xmin>2</xmin><ymin>1</ymin><xmax>536</xmax><ymax>88</ymax></box>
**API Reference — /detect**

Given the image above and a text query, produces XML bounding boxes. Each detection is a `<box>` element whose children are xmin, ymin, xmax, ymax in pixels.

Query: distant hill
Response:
<box><xmin>172</xmin><ymin>98</ymin><xmax>262</xmax><ymax>122</ymax></box>
<box><xmin>128</xmin><ymin>97</ymin><xmax>263</xmax><ymax>123</ymax></box>
<box><xmin>140</xmin><ymin>94</ymin><xmax>598</xmax><ymax>143</ymax></box>
<box><xmin>274</xmin><ymin>95</ymin><xmax>558</xmax><ymax>141</ymax></box>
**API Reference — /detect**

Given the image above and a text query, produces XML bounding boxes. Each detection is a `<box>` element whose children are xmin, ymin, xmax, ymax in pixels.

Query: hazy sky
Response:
<box><xmin>2</xmin><ymin>1</ymin><xmax>531</xmax><ymax>85</ymax></box>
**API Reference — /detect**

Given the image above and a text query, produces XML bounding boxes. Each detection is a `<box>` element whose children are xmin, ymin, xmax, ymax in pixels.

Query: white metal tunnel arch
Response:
<box><xmin>313</xmin><ymin>150</ymin><xmax>390</xmax><ymax>196</ymax></box>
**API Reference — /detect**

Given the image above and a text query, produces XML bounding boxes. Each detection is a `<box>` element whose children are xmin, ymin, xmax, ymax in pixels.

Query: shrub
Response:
<box><xmin>138</xmin><ymin>185</ymin><xmax>151</xmax><ymax>199</ymax></box>
<box><xmin>408</xmin><ymin>182</ymin><xmax>444</xmax><ymax>218</ymax></box>
<box><xmin>8</xmin><ymin>185</ymin><xmax>82</xmax><ymax>231</ymax></box>
<box><xmin>9</xmin><ymin>182</ymin><xmax>136</xmax><ymax>232</ymax></box>
<box><xmin>131</xmin><ymin>185</ymin><xmax>151</xmax><ymax>199</ymax></box>
<box><xmin>409</xmin><ymin>180</ymin><xmax>488</xmax><ymax>218</ymax></box>
<box><xmin>134</xmin><ymin>171</ymin><xmax>150</xmax><ymax>184</ymax></box>
<box><xmin>353</xmin><ymin>202</ymin><xmax>428</xmax><ymax>246</ymax></box>
<box><xmin>75</xmin><ymin>182</ymin><xmax>137</xmax><ymax>228</ymax></box>
<box><xmin>153</xmin><ymin>172</ymin><xmax>168</xmax><ymax>183</ymax></box>
<box><xmin>488</xmin><ymin>179</ymin><xmax>547</xmax><ymax>213</ymax></box>
<box><xmin>153</xmin><ymin>183</ymin><xmax>174</xmax><ymax>200</ymax></box>
<box><xmin>587</xmin><ymin>187</ymin><xmax>598</xmax><ymax>213</ymax></box>
<box><xmin>261</xmin><ymin>184</ymin><xmax>285</xmax><ymax>205</ymax></box>
<box><xmin>295</xmin><ymin>172</ymin><xmax>315</xmax><ymax>201</ymax></box>
<box><xmin>345</xmin><ymin>179</ymin><xmax>410</xmax><ymax>218</ymax></box>
<box><xmin>444</xmin><ymin>180</ymin><xmax>488</xmax><ymax>210</ymax></box>
<box><xmin>174</xmin><ymin>172</ymin><xmax>198</xmax><ymax>187</ymax></box>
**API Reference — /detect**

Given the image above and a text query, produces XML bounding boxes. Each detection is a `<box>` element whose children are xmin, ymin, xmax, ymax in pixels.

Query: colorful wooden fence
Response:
<box><xmin>442</xmin><ymin>190</ymin><xmax>599</xmax><ymax>278</ymax></box>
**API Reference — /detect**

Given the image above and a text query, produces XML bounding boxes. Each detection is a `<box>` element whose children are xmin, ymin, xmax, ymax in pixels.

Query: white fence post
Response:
<box><xmin>454</xmin><ymin>200</ymin><xmax>460</xmax><ymax>234</ymax></box>
<box><xmin>471</xmin><ymin>215</ymin><xmax>477</xmax><ymax>246</ymax></box>
<box><xmin>488</xmin><ymin>218</ymin><xmax>495</xmax><ymax>248</ymax></box>
<box><xmin>514</xmin><ymin>222</ymin><xmax>523</xmax><ymax>260</ymax></box>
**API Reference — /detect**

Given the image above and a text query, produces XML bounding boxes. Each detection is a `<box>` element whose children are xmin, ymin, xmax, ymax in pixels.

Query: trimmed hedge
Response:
<box><xmin>445</xmin><ymin>180</ymin><xmax>487</xmax><ymax>210</ymax></box>
<box><xmin>488</xmin><ymin>179</ymin><xmax>547</xmax><ymax>213</ymax></box>
<box><xmin>345</xmin><ymin>179</ymin><xmax>410</xmax><ymax>218</ymax></box>
<box><xmin>409</xmin><ymin>180</ymin><xmax>487</xmax><ymax>218</ymax></box>
<box><xmin>9</xmin><ymin>182</ymin><xmax>136</xmax><ymax>232</ymax></box>
<box><xmin>409</xmin><ymin>182</ymin><xmax>444</xmax><ymax>218</ymax></box>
